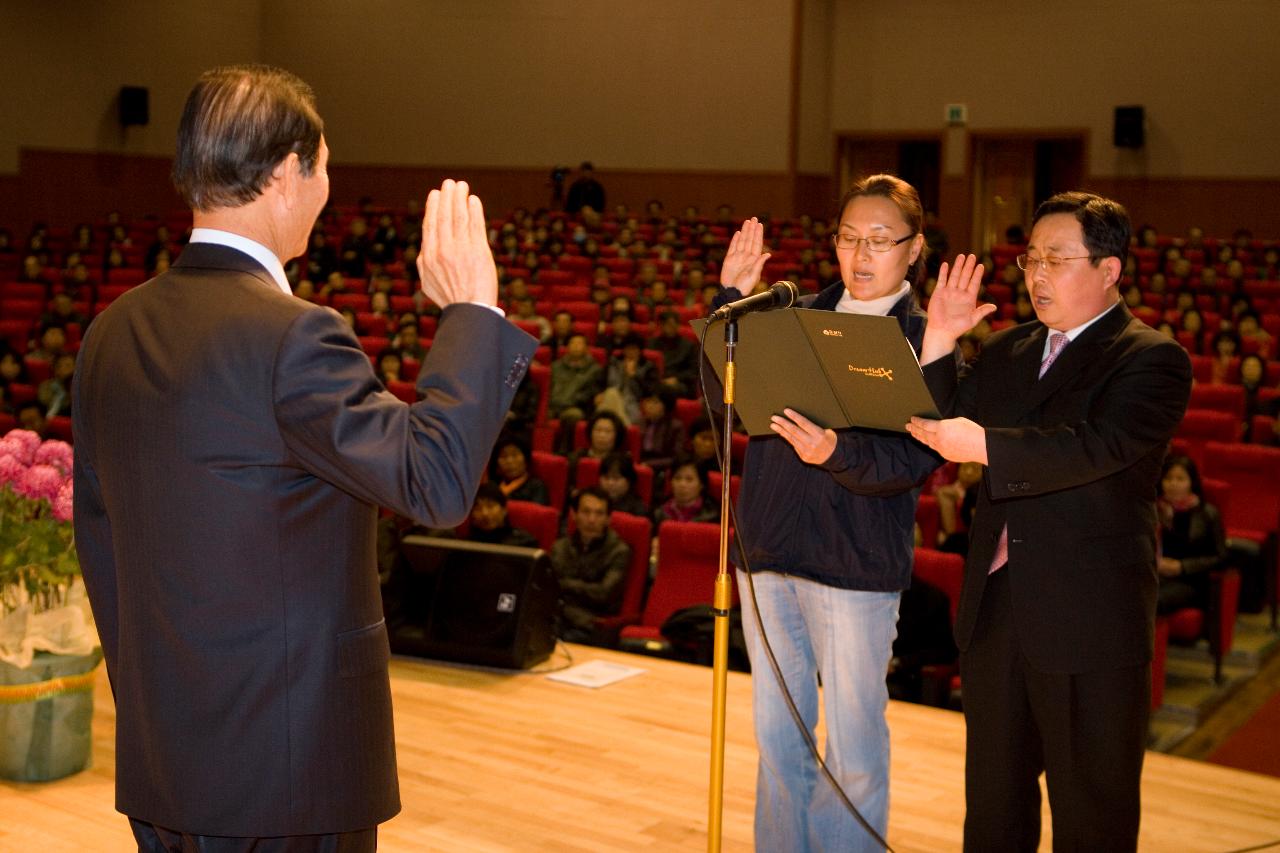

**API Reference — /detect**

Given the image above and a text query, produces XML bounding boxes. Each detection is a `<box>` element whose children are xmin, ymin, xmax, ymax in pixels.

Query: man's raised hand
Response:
<box><xmin>416</xmin><ymin>179</ymin><xmax>498</xmax><ymax>308</ymax></box>
<box><xmin>919</xmin><ymin>253</ymin><xmax>994</xmax><ymax>364</ymax></box>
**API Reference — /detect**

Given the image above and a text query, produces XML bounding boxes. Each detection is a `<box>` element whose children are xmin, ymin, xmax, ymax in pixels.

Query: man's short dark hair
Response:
<box><xmin>1032</xmin><ymin>191</ymin><xmax>1130</xmax><ymax>268</ymax></box>
<box><xmin>474</xmin><ymin>481</ymin><xmax>508</xmax><ymax>507</ymax></box>
<box><xmin>598</xmin><ymin>451</ymin><xmax>637</xmax><ymax>486</ymax></box>
<box><xmin>173</xmin><ymin>64</ymin><xmax>324</xmax><ymax>212</ymax></box>
<box><xmin>571</xmin><ymin>485</ymin><xmax>611</xmax><ymax>514</ymax></box>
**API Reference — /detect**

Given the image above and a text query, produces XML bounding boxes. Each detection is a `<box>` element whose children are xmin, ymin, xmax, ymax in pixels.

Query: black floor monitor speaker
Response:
<box><xmin>389</xmin><ymin>535</ymin><xmax>559</xmax><ymax>669</ymax></box>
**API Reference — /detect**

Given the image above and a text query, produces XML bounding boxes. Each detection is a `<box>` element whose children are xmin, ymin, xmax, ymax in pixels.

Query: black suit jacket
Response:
<box><xmin>72</xmin><ymin>244</ymin><xmax>537</xmax><ymax>836</ymax></box>
<box><xmin>923</xmin><ymin>304</ymin><xmax>1191</xmax><ymax>673</ymax></box>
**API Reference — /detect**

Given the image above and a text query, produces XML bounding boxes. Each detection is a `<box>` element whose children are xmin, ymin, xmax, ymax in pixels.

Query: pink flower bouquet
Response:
<box><xmin>0</xmin><ymin>430</ymin><xmax>79</xmax><ymax>616</ymax></box>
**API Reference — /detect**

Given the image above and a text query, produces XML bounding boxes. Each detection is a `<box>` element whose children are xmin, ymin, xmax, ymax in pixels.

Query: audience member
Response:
<box><xmin>687</xmin><ymin>417</ymin><xmax>721</xmax><ymax>471</ymax></box>
<box><xmin>27</xmin><ymin>322</ymin><xmax>67</xmax><ymax>362</ymax></box>
<box><xmin>564</xmin><ymin>162</ymin><xmax>606</xmax><ymax>216</ymax></box>
<box><xmin>1156</xmin><ymin>455</ymin><xmax>1226</xmax><ymax>615</ymax></box>
<box><xmin>1237</xmin><ymin>311</ymin><xmax>1273</xmax><ymax>359</ymax></box>
<box><xmin>19</xmin><ymin>254</ymin><xmax>51</xmax><ymax>286</ymax></box>
<box><xmin>636</xmin><ymin>387</ymin><xmax>685</xmax><ymax>475</ymax></box>
<box><xmin>1210</xmin><ymin>330</ymin><xmax>1241</xmax><ymax>383</ymax></box>
<box><xmin>568</xmin><ymin>410</ymin><xmax>628</xmax><ymax>475</ymax></box>
<box><xmin>653</xmin><ymin>456</ymin><xmax>719</xmax><ymax>525</ymax></box>
<box><xmin>61</xmin><ymin>262</ymin><xmax>96</xmax><ymax>301</ymax></box>
<box><xmin>596</xmin><ymin>451</ymin><xmax>651</xmax><ymax>519</ymax></box>
<box><xmin>489</xmin><ymin>434</ymin><xmax>550</xmax><ymax>506</ymax></box>
<box><xmin>600</xmin><ymin>334</ymin><xmax>655</xmax><ymax>424</ymax></box>
<box><xmin>647</xmin><ymin>310</ymin><xmax>698</xmax><ymax>397</ymax></box>
<box><xmin>887</xmin><ymin>576</ymin><xmax>958</xmax><ymax>705</ymax></box>
<box><xmin>511</xmin><ymin>295</ymin><xmax>551</xmax><ymax>342</ymax></box>
<box><xmin>1239</xmin><ymin>353</ymin><xmax>1272</xmax><ymax>437</ymax></box>
<box><xmin>391</xmin><ymin>320</ymin><xmax>427</xmax><ymax>361</ymax></box>
<box><xmin>39</xmin><ymin>293</ymin><xmax>87</xmax><ymax>330</ymax></box>
<box><xmin>549</xmin><ymin>332</ymin><xmax>603</xmax><ymax>427</ymax></box>
<box><xmin>36</xmin><ymin>352</ymin><xmax>75</xmax><ymax>418</ymax></box>
<box><xmin>466</xmin><ymin>482</ymin><xmax>539</xmax><ymax>547</ymax></box>
<box><xmin>0</xmin><ymin>344</ymin><xmax>30</xmax><ymax>396</ymax></box>
<box><xmin>377</xmin><ymin>351</ymin><xmax>402</xmax><ymax>386</ymax></box>
<box><xmin>16</xmin><ymin>399</ymin><xmax>47</xmax><ymax>436</ymax></box>
<box><xmin>550</xmin><ymin>486</ymin><xmax>630</xmax><ymax>644</ymax></box>
<box><xmin>504</xmin><ymin>370</ymin><xmax>541</xmax><ymax>432</ymax></box>
<box><xmin>1180</xmin><ymin>308</ymin><xmax>1204</xmax><ymax>352</ymax></box>
<box><xmin>935</xmin><ymin>460</ymin><xmax>983</xmax><ymax>554</ymax></box>
<box><xmin>597</xmin><ymin>309</ymin><xmax>635</xmax><ymax>353</ymax></box>
<box><xmin>547</xmin><ymin>310</ymin><xmax>574</xmax><ymax>360</ymax></box>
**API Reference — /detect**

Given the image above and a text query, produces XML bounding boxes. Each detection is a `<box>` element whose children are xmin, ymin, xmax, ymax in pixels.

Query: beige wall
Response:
<box><xmin>795</xmin><ymin>0</ymin><xmax>833</xmax><ymax>175</ymax></box>
<box><xmin>5</xmin><ymin>0</ymin><xmax>1277</xmax><ymax>179</ymax></box>
<box><xmin>0</xmin><ymin>0</ymin><xmax>794</xmax><ymax>175</ymax></box>
<box><xmin>1</xmin><ymin>1</ymin><xmax>1278</xmax><ymax>234</ymax></box>
<box><xmin>828</xmin><ymin>0</ymin><xmax>1280</xmax><ymax>179</ymax></box>
<box><xmin>260</xmin><ymin>0</ymin><xmax>793</xmax><ymax>172</ymax></box>
<box><xmin>0</xmin><ymin>0</ymin><xmax>262</xmax><ymax>173</ymax></box>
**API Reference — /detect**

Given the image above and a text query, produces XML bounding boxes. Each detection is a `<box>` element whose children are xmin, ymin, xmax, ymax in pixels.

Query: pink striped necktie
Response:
<box><xmin>988</xmin><ymin>332</ymin><xmax>1070</xmax><ymax>574</ymax></box>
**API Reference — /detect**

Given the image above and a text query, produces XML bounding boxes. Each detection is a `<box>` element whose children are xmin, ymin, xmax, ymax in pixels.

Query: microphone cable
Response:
<box><xmin>696</xmin><ymin>318</ymin><xmax>894</xmax><ymax>853</ymax></box>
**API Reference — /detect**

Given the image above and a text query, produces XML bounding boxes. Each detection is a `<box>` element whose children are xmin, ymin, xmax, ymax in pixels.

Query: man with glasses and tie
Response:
<box><xmin>906</xmin><ymin>192</ymin><xmax>1191</xmax><ymax>851</ymax></box>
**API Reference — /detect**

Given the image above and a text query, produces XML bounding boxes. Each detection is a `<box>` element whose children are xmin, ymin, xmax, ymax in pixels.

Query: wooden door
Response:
<box><xmin>973</xmin><ymin>138</ymin><xmax>1035</xmax><ymax>251</ymax></box>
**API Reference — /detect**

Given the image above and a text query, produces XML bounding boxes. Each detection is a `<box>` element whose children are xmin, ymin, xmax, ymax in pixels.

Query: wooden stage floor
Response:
<box><xmin>3</xmin><ymin>645</ymin><xmax>1280</xmax><ymax>851</ymax></box>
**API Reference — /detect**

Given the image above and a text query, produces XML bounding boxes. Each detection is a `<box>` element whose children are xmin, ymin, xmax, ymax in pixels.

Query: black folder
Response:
<box><xmin>694</xmin><ymin>308</ymin><xmax>940</xmax><ymax>436</ymax></box>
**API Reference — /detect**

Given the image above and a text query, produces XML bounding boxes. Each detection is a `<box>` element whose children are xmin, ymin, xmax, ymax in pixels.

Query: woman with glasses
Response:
<box><xmin>710</xmin><ymin>174</ymin><xmax>970</xmax><ymax>851</ymax></box>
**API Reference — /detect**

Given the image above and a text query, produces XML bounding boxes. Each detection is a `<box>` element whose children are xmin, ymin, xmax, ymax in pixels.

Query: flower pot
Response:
<box><xmin>0</xmin><ymin>648</ymin><xmax>102</xmax><ymax>782</ymax></box>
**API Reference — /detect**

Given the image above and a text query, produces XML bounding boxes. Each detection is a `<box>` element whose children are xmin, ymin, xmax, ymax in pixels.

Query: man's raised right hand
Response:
<box><xmin>416</xmin><ymin>179</ymin><xmax>498</xmax><ymax>308</ymax></box>
<box><xmin>920</xmin><ymin>253</ymin><xmax>994</xmax><ymax>365</ymax></box>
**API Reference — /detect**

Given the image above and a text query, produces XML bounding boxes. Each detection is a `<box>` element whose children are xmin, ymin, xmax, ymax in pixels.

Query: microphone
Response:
<box><xmin>709</xmin><ymin>280</ymin><xmax>800</xmax><ymax>321</ymax></box>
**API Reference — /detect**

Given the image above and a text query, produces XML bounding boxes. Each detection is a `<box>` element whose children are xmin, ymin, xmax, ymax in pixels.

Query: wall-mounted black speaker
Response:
<box><xmin>1113</xmin><ymin>105</ymin><xmax>1144</xmax><ymax>148</ymax></box>
<box><xmin>119</xmin><ymin>86</ymin><xmax>150</xmax><ymax>127</ymax></box>
<box><xmin>389</xmin><ymin>536</ymin><xmax>559</xmax><ymax>669</ymax></box>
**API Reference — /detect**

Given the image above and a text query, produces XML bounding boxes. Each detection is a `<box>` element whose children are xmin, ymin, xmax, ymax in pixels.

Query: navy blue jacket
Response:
<box><xmin>710</xmin><ymin>282</ymin><xmax>942</xmax><ymax>591</ymax></box>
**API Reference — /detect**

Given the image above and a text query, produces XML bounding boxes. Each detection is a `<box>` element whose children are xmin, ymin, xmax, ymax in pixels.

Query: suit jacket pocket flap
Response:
<box><xmin>337</xmin><ymin>618</ymin><xmax>390</xmax><ymax>678</ymax></box>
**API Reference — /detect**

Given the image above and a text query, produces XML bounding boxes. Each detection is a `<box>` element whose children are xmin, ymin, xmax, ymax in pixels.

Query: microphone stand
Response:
<box><xmin>707</xmin><ymin>317</ymin><xmax>736</xmax><ymax>853</ymax></box>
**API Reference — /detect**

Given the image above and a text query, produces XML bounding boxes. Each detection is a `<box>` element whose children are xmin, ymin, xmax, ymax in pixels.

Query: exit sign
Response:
<box><xmin>946</xmin><ymin>104</ymin><xmax>968</xmax><ymax>126</ymax></box>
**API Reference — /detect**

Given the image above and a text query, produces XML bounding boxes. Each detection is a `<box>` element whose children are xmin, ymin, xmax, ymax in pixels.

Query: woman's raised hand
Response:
<box><xmin>719</xmin><ymin>218</ymin><xmax>771</xmax><ymax>294</ymax></box>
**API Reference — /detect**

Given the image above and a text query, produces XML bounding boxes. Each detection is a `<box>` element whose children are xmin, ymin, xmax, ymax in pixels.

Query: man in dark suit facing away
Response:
<box><xmin>72</xmin><ymin>65</ymin><xmax>537</xmax><ymax>851</ymax></box>
<box><xmin>906</xmin><ymin>193</ymin><xmax>1191</xmax><ymax>851</ymax></box>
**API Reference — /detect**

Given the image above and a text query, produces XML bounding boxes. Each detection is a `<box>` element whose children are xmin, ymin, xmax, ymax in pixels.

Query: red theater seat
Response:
<box><xmin>504</xmin><ymin>499</ymin><xmax>560</xmax><ymax>552</ymax></box>
<box><xmin>619</xmin><ymin>521</ymin><xmax>730</xmax><ymax>650</ymax></box>
<box><xmin>530</xmin><ymin>451</ymin><xmax>569</xmax><ymax>511</ymax></box>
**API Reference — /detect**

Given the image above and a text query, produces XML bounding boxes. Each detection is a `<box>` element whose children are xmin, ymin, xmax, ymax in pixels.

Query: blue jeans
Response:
<box><xmin>737</xmin><ymin>570</ymin><xmax>901</xmax><ymax>853</ymax></box>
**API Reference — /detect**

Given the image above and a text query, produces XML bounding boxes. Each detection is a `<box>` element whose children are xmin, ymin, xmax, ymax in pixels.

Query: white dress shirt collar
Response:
<box><xmin>188</xmin><ymin>228</ymin><xmax>292</xmax><ymax>295</ymax></box>
<box><xmin>1042</xmin><ymin>299</ymin><xmax>1122</xmax><ymax>360</ymax></box>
